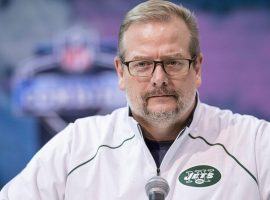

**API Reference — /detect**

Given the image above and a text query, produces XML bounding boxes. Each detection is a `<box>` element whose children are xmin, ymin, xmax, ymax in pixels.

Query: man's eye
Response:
<box><xmin>135</xmin><ymin>61</ymin><xmax>152</xmax><ymax>67</ymax></box>
<box><xmin>167</xmin><ymin>61</ymin><xmax>177</xmax><ymax>65</ymax></box>
<box><xmin>166</xmin><ymin>60</ymin><xmax>185</xmax><ymax>66</ymax></box>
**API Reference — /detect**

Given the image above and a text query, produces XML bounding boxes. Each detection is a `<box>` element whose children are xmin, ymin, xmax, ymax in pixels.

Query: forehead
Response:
<box><xmin>122</xmin><ymin>17</ymin><xmax>191</xmax><ymax>59</ymax></box>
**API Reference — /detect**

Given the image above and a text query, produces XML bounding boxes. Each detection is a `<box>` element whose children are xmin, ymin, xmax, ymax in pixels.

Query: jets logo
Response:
<box><xmin>179</xmin><ymin>165</ymin><xmax>221</xmax><ymax>187</ymax></box>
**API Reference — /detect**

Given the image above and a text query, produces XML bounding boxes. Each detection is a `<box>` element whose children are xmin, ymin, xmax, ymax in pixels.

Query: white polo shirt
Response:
<box><xmin>1</xmin><ymin>100</ymin><xmax>270</xmax><ymax>199</ymax></box>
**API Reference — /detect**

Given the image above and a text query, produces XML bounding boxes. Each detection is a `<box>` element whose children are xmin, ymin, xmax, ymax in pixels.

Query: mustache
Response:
<box><xmin>142</xmin><ymin>87</ymin><xmax>179</xmax><ymax>100</ymax></box>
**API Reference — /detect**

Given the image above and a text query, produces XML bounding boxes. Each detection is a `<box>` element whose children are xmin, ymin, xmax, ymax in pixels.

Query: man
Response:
<box><xmin>1</xmin><ymin>1</ymin><xmax>270</xmax><ymax>199</ymax></box>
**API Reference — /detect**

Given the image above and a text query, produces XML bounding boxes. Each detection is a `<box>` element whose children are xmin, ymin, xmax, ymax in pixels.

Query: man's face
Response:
<box><xmin>115</xmin><ymin>17</ymin><xmax>202</xmax><ymax>123</ymax></box>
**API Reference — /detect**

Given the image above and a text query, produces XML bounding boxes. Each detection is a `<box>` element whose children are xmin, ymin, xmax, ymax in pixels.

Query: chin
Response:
<box><xmin>147</xmin><ymin>104</ymin><xmax>177</xmax><ymax>113</ymax></box>
<box><xmin>144</xmin><ymin>106</ymin><xmax>180</xmax><ymax>122</ymax></box>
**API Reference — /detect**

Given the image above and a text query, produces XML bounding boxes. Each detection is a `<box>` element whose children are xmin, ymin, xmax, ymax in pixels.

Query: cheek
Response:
<box><xmin>125</xmin><ymin>78</ymin><xmax>148</xmax><ymax>99</ymax></box>
<box><xmin>124</xmin><ymin>78</ymin><xmax>138</xmax><ymax>96</ymax></box>
<box><xmin>125</xmin><ymin>76</ymin><xmax>147</xmax><ymax>91</ymax></box>
<box><xmin>172</xmin><ymin>75</ymin><xmax>197</xmax><ymax>93</ymax></box>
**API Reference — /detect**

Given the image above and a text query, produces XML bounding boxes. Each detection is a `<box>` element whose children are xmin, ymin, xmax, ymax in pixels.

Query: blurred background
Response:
<box><xmin>0</xmin><ymin>0</ymin><xmax>269</xmax><ymax>188</ymax></box>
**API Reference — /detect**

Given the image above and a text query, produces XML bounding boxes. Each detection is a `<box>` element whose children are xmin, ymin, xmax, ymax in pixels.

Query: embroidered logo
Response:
<box><xmin>179</xmin><ymin>165</ymin><xmax>221</xmax><ymax>187</ymax></box>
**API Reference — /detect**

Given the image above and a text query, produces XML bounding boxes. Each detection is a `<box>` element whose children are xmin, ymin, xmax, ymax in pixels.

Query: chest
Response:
<box><xmin>65</xmin><ymin>135</ymin><xmax>260</xmax><ymax>199</ymax></box>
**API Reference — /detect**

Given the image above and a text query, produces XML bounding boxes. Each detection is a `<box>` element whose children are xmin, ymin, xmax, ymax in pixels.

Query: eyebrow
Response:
<box><xmin>131</xmin><ymin>56</ymin><xmax>153</xmax><ymax>60</ymax></box>
<box><xmin>160</xmin><ymin>53</ymin><xmax>186</xmax><ymax>59</ymax></box>
<box><xmin>131</xmin><ymin>53</ymin><xmax>187</xmax><ymax>61</ymax></box>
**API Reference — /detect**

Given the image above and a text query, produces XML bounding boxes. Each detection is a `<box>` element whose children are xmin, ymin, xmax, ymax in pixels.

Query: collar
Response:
<box><xmin>184</xmin><ymin>93</ymin><xmax>198</xmax><ymax>128</ymax></box>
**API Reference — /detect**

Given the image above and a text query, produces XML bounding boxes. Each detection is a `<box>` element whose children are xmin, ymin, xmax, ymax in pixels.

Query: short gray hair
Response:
<box><xmin>118</xmin><ymin>0</ymin><xmax>200</xmax><ymax>60</ymax></box>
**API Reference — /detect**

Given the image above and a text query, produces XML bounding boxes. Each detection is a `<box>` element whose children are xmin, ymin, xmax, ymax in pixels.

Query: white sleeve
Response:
<box><xmin>256</xmin><ymin>121</ymin><xmax>270</xmax><ymax>200</ymax></box>
<box><xmin>0</xmin><ymin>124</ymin><xmax>74</xmax><ymax>200</ymax></box>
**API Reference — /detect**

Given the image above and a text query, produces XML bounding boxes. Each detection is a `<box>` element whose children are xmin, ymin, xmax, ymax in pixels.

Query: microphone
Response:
<box><xmin>145</xmin><ymin>176</ymin><xmax>170</xmax><ymax>200</ymax></box>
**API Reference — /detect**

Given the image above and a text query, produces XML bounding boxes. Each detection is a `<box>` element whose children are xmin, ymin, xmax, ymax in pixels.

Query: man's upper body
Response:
<box><xmin>1</xmin><ymin>100</ymin><xmax>270</xmax><ymax>199</ymax></box>
<box><xmin>1</xmin><ymin>0</ymin><xmax>270</xmax><ymax>199</ymax></box>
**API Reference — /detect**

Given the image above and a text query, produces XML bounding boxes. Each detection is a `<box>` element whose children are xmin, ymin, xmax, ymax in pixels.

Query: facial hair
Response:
<box><xmin>127</xmin><ymin>85</ymin><xmax>196</xmax><ymax>124</ymax></box>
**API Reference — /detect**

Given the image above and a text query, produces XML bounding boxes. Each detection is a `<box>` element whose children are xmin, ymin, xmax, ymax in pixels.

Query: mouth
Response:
<box><xmin>147</xmin><ymin>94</ymin><xmax>177</xmax><ymax>100</ymax></box>
<box><xmin>148</xmin><ymin>94</ymin><xmax>174</xmax><ymax>98</ymax></box>
<box><xmin>143</xmin><ymin>88</ymin><xmax>179</xmax><ymax>102</ymax></box>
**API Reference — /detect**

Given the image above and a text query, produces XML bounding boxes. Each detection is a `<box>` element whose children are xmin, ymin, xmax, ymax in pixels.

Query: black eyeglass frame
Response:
<box><xmin>121</xmin><ymin>56</ymin><xmax>197</xmax><ymax>77</ymax></box>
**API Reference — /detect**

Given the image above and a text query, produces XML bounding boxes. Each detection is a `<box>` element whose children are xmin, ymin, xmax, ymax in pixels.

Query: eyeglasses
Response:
<box><xmin>121</xmin><ymin>57</ymin><xmax>196</xmax><ymax>77</ymax></box>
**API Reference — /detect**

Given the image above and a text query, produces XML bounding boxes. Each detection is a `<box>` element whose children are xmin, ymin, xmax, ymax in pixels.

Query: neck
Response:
<box><xmin>134</xmin><ymin>100</ymin><xmax>196</xmax><ymax>142</ymax></box>
<box><xmin>140</xmin><ymin>122</ymin><xmax>184</xmax><ymax>142</ymax></box>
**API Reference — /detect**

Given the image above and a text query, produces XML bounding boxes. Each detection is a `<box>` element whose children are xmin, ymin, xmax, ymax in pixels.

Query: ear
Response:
<box><xmin>114</xmin><ymin>56</ymin><xmax>126</xmax><ymax>91</ymax></box>
<box><xmin>193</xmin><ymin>53</ymin><xmax>203</xmax><ymax>88</ymax></box>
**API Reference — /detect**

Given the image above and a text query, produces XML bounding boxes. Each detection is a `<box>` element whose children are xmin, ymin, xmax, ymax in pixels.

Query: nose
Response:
<box><xmin>150</xmin><ymin>64</ymin><xmax>169</xmax><ymax>87</ymax></box>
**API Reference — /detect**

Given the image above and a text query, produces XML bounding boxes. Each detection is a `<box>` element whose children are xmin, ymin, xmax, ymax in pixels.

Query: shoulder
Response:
<box><xmin>36</xmin><ymin>107</ymin><xmax>132</xmax><ymax>175</ymax></box>
<box><xmin>199</xmin><ymin>103</ymin><xmax>268</xmax><ymax>133</ymax></box>
<box><xmin>71</xmin><ymin>107</ymin><xmax>129</xmax><ymax>139</ymax></box>
<box><xmin>67</xmin><ymin>107</ymin><xmax>132</xmax><ymax>166</ymax></box>
<box><xmin>192</xmin><ymin>102</ymin><xmax>270</xmax><ymax>148</ymax></box>
<box><xmin>66</xmin><ymin>107</ymin><xmax>129</xmax><ymax>146</ymax></box>
<box><xmin>74</xmin><ymin>107</ymin><xmax>128</xmax><ymax>128</ymax></box>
